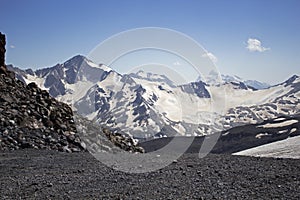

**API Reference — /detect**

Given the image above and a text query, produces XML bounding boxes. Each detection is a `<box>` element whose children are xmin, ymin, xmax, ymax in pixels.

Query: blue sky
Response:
<box><xmin>1</xmin><ymin>0</ymin><xmax>300</xmax><ymax>84</ymax></box>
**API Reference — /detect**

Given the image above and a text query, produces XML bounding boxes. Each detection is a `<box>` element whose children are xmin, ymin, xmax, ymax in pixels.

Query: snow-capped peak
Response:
<box><xmin>62</xmin><ymin>55</ymin><xmax>112</xmax><ymax>72</ymax></box>
<box><xmin>282</xmin><ymin>75</ymin><xmax>300</xmax><ymax>86</ymax></box>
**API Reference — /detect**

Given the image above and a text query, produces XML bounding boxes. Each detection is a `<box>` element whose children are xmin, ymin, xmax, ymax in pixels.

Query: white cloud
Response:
<box><xmin>173</xmin><ymin>61</ymin><xmax>181</xmax><ymax>66</ymax></box>
<box><xmin>202</xmin><ymin>52</ymin><xmax>218</xmax><ymax>63</ymax></box>
<box><xmin>246</xmin><ymin>38</ymin><xmax>270</xmax><ymax>52</ymax></box>
<box><xmin>10</xmin><ymin>45</ymin><xmax>15</xmax><ymax>49</ymax></box>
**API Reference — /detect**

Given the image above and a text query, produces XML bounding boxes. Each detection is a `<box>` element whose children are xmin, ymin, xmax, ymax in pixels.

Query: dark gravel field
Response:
<box><xmin>1</xmin><ymin>149</ymin><xmax>300</xmax><ymax>199</ymax></box>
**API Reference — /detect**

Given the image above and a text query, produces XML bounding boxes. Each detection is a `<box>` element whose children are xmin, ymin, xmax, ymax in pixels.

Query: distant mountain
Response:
<box><xmin>9</xmin><ymin>55</ymin><xmax>300</xmax><ymax>141</ymax></box>
<box><xmin>222</xmin><ymin>74</ymin><xmax>270</xmax><ymax>90</ymax></box>
<box><xmin>279</xmin><ymin>74</ymin><xmax>299</xmax><ymax>86</ymax></box>
<box><xmin>22</xmin><ymin>55</ymin><xmax>111</xmax><ymax>97</ymax></box>
<box><xmin>197</xmin><ymin>73</ymin><xmax>270</xmax><ymax>90</ymax></box>
<box><xmin>244</xmin><ymin>80</ymin><xmax>270</xmax><ymax>90</ymax></box>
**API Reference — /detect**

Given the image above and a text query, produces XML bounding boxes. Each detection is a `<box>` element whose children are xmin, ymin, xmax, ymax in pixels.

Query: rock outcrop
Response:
<box><xmin>0</xmin><ymin>33</ymin><xmax>13</xmax><ymax>79</ymax></box>
<box><xmin>103</xmin><ymin>128</ymin><xmax>144</xmax><ymax>153</ymax></box>
<box><xmin>0</xmin><ymin>33</ymin><xmax>5</xmax><ymax>67</ymax></box>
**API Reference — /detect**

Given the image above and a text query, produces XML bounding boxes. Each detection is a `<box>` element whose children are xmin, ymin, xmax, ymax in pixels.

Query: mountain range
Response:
<box><xmin>7</xmin><ymin>55</ymin><xmax>300</xmax><ymax>142</ymax></box>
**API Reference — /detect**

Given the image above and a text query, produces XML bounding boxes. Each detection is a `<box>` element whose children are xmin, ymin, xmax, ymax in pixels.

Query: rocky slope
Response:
<box><xmin>0</xmin><ymin>32</ymin><xmax>143</xmax><ymax>153</ymax></box>
<box><xmin>0</xmin><ymin>33</ymin><xmax>84</xmax><ymax>152</ymax></box>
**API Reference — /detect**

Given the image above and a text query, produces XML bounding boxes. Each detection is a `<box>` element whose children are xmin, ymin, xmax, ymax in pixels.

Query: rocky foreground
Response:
<box><xmin>0</xmin><ymin>149</ymin><xmax>299</xmax><ymax>199</ymax></box>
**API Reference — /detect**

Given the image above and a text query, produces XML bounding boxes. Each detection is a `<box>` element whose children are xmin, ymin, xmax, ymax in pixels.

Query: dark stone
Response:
<box><xmin>0</xmin><ymin>32</ymin><xmax>5</xmax><ymax>67</ymax></box>
<box><xmin>27</xmin><ymin>82</ymin><xmax>38</xmax><ymax>89</ymax></box>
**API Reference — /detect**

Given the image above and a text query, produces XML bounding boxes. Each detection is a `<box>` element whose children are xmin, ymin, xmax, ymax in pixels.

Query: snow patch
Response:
<box><xmin>274</xmin><ymin>117</ymin><xmax>286</xmax><ymax>121</ymax></box>
<box><xmin>290</xmin><ymin>128</ymin><xmax>297</xmax><ymax>134</ymax></box>
<box><xmin>57</xmin><ymin>81</ymin><xmax>94</xmax><ymax>105</ymax></box>
<box><xmin>222</xmin><ymin>131</ymin><xmax>229</xmax><ymax>136</ymax></box>
<box><xmin>278</xmin><ymin>129</ymin><xmax>288</xmax><ymax>134</ymax></box>
<box><xmin>257</xmin><ymin>120</ymin><xmax>298</xmax><ymax>128</ymax></box>
<box><xmin>255</xmin><ymin>133</ymin><xmax>269</xmax><ymax>139</ymax></box>
<box><xmin>24</xmin><ymin>74</ymin><xmax>47</xmax><ymax>90</ymax></box>
<box><xmin>234</xmin><ymin>135</ymin><xmax>300</xmax><ymax>159</ymax></box>
<box><xmin>86</xmin><ymin>60</ymin><xmax>112</xmax><ymax>72</ymax></box>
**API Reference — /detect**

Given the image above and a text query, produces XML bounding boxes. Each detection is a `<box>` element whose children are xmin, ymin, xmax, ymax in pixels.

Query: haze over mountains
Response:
<box><xmin>8</xmin><ymin>55</ymin><xmax>300</xmax><ymax>143</ymax></box>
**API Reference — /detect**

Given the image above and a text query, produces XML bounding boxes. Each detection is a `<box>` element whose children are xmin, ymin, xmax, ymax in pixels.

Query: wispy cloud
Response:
<box><xmin>202</xmin><ymin>52</ymin><xmax>218</xmax><ymax>63</ymax></box>
<box><xmin>246</xmin><ymin>38</ymin><xmax>270</xmax><ymax>52</ymax></box>
<box><xmin>10</xmin><ymin>45</ymin><xmax>15</xmax><ymax>49</ymax></box>
<box><xmin>173</xmin><ymin>61</ymin><xmax>181</xmax><ymax>66</ymax></box>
